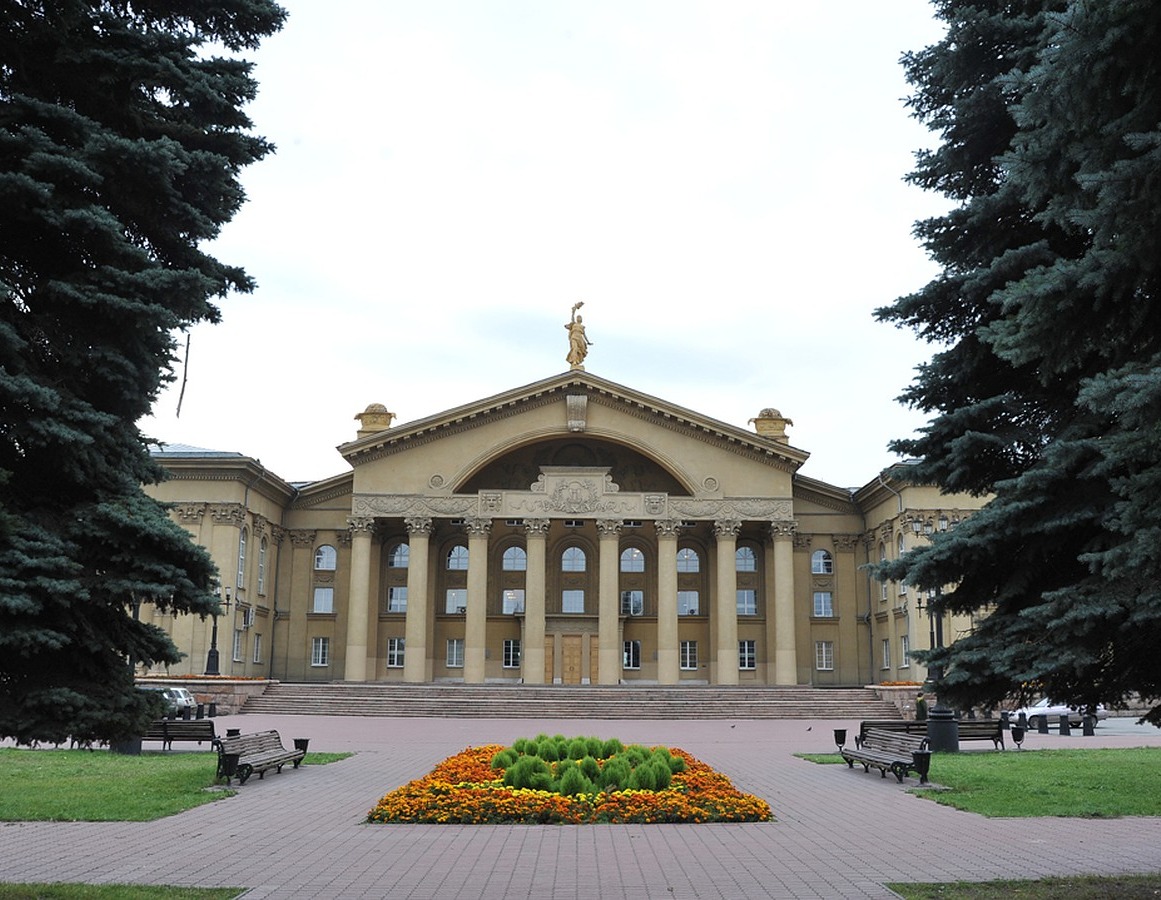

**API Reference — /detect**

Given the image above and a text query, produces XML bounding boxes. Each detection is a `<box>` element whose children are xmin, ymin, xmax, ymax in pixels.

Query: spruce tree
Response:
<box><xmin>0</xmin><ymin>0</ymin><xmax>286</xmax><ymax>744</ymax></box>
<box><xmin>878</xmin><ymin>0</ymin><xmax>1161</xmax><ymax>725</ymax></box>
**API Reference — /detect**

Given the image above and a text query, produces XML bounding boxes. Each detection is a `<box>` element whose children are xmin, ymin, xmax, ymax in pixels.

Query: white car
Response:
<box><xmin>1007</xmin><ymin>697</ymin><xmax>1108</xmax><ymax>729</ymax></box>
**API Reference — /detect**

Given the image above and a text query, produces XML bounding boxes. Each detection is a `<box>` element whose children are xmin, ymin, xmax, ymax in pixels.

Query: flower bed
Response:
<box><xmin>367</xmin><ymin>737</ymin><xmax>772</xmax><ymax>825</ymax></box>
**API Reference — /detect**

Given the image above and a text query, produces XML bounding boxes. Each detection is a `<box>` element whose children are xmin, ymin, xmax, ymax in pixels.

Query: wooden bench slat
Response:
<box><xmin>216</xmin><ymin>729</ymin><xmax>305</xmax><ymax>785</ymax></box>
<box><xmin>840</xmin><ymin>728</ymin><xmax>930</xmax><ymax>784</ymax></box>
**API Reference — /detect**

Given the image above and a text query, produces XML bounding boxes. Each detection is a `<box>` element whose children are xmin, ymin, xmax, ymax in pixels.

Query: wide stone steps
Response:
<box><xmin>241</xmin><ymin>682</ymin><xmax>900</xmax><ymax>720</ymax></box>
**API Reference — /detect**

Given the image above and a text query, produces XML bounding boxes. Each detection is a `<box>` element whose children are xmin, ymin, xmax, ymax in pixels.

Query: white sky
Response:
<box><xmin>141</xmin><ymin>0</ymin><xmax>951</xmax><ymax>489</ymax></box>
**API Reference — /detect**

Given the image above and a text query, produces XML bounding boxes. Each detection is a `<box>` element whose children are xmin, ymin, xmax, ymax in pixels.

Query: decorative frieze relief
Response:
<box><xmin>833</xmin><ymin>534</ymin><xmax>860</xmax><ymax>552</ymax></box>
<box><xmin>288</xmin><ymin>530</ymin><xmax>316</xmax><ymax>547</ymax></box>
<box><xmin>793</xmin><ymin>533</ymin><xmax>812</xmax><ymax>550</ymax></box>
<box><xmin>175</xmin><ymin>503</ymin><xmax>206</xmax><ymax>522</ymax></box>
<box><xmin>209</xmin><ymin>503</ymin><xmax>245</xmax><ymax>526</ymax></box>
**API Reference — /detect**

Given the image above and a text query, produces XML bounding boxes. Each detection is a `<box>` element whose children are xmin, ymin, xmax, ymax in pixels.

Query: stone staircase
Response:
<box><xmin>240</xmin><ymin>682</ymin><xmax>900</xmax><ymax>720</ymax></box>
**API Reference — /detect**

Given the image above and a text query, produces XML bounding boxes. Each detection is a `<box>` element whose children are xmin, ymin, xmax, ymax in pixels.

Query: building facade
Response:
<box><xmin>144</xmin><ymin>369</ymin><xmax>982</xmax><ymax>687</ymax></box>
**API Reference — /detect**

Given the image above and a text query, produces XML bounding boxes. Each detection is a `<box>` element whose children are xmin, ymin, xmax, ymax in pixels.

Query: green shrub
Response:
<box><xmin>491</xmin><ymin>749</ymin><xmax>518</xmax><ymax>770</ymax></box>
<box><xmin>579</xmin><ymin>755</ymin><xmax>601</xmax><ymax>782</ymax></box>
<box><xmin>558</xmin><ymin>762</ymin><xmax>597</xmax><ymax>796</ymax></box>
<box><xmin>623</xmin><ymin>745</ymin><xmax>650</xmax><ymax>767</ymax></box>
<box><xmin>538</xmin><ymin>740</ymin><xmax>559</xmax><ymax>762</ymax></box>
<box><xmin>584</xmin><ymin>736</ymin><xmax>604</xmax><ymax>758</ymax></box>
<box><xmin>599</xmin><ymin>757</ymin><xmax>631</xmax><ymax>791</ymax></box>
<box><xmin>567</xmin><ymin>737</ymin><xmax>589</xmax><ymax>760</ymax></box>
<box><xmin>600</xmin><ymin>737</ymin><xmax>624</xmax><ymax>758</ymax></box>
<box><xmin>512</xmin><ymin>738</ymin><xmax>528</xmax><ymax>754</ymax></box>
<box><xmin>503</xmin><ymin>755</ymin><xmax>553</xmax><ymax>791</ymax></box>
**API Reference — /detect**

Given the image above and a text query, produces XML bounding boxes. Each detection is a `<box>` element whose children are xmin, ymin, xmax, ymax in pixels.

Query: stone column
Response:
<box><xmin>771</xmin><ymin>519</ymin><xmax>798</xmax><ymax>685</ymax></box>
<box><xmin>714</xmin><ymin>519</ymin><xmax>741</xmax><ymax>685</ymax></box>
<box><xmin>522</xmin><ymin>519</ymin><xmax>550</xmax><ymax>684</ymax></box>
<box><xmin>597</xmin><ymin>519</ymin><xmax>622</xmax><ymax>685</ymax></box>
<box><xmin>343</xmin><ymin>516</ymin><xmax>375</xmax><ymax>682</ymax></box>
<box><xmin>402</xmin><ymin>517</ymin><xmax>432</xmax><ymax>683</ymax></box>
<box><xmin>655</xmin><ymin>519</ymin><xmax>680</xmax><ymax>684</ymax></box>
<box><xmin>464</xmin><ymin>517</ymin><xmax>492</xmax><ymax>683</ymax></box>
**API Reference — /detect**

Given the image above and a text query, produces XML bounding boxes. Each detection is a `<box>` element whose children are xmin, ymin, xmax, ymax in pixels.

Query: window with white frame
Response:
<box><xmin>562</xmin><ymin>546</ymin><xmax>586</xmax><ymax>571</ymax></box>
<box><xmin>811</xmin><ymin>549</ymin><xmax>833</xmax><ymax>575</ymax></box>
<box><xmin>735</xmin><ymin>546</ymin><xmax>756</xmax><ymax>572</ymax></box>
<box><xmin>620</xmin><ymin>547</ymin><xmax>645</xmax><ymax>572</ymax></box>
<box><xmin>388</xmin><ymin>543</ymin><xmax>409</xmax><ymax>567</ymax></box>
<box><xmin>446</xmin><ymin>588</ymin><xmax>467</xmax><ymax>614</ymax></box>
<box><xmin>257</xmin><ymin>537</ymin><xmax>267</xmax><ymax>594</ymax></box>
<box><xmin>502</xmin><ymin>639</ymin><xmax>521</xmax><ymax>668</ymax></box>
<box><xmin>737</xmin><ymin>589</ymin><xmax>757</xmax><ymax>616</ymax></box>
<box><xmin>676</xmin><ymin>547</ymin><xmax>700</xmax><ymax>572</ymax></box>
<box><xmin>739</xmin><ymin>639</ymin><xmax>756</xmax><ymax>670</ymax></box>
<box><xmin>447</xmin><ymin>545</ymin><xmax>469</xmax><ymax>570</ymax></box>
<box><xmin>314</xmin><ymin>544</ymin><xmax>337</xmax><ymax>571</ymax></box>
<box><xmin>879</xmin><ymin>542</ymin><xmax>888</xmax><ymax>601</ymax></box>
<box><xmin>232</xmin><ymin>629</ymin><xmax>243</xmax><ymax>662</ymax></box>
<box><xmin>387</xmin><ymin>586</ymin><xmax>407</xmax><ymax>613</ymax></box>
<box><xmin>623</xmin><ymin>640</ymin><xmax>641</xmax><ymax>669</ymax></box>
<box><xmin>252</xmin><ymin>632</ymin><xmax>262</xmax><ymax>664</ymax></box>
<box><xmin>900</xmin><ymin>634</ymin><xmax>910</xmax><ymax>668</ymax></box>
<box><xmin>446</xmin><ymin>638</ymin><xmax>464</xmax><ymax>668</ymax></box>
<box><xmin>387</xmin><ymin>637</ymin><xmax>405</xmax><ymax>668</ymax></box>
<box><xmin>311</xmin><ymin>636</ymin><xmax>329</xmax><ymax>667</ymax></box>
<box><xmin>562</xmin><ymin>589</ymin><xmax>584</xmax><ymax>613</ymax></box>
<box><xmin>502</xmin><ymin>546</ymin><xmax>527</xmax><ymax>571</ymax></box>
<box><xmin>312</xmin><ymin>586</ymin><xmax>334</xmax><ymax>614</ymax></box>
<box><xmin>815</xmin><ymin>640</ymin><xmax>834</xmax><ymax>671</ymax></box>
<box><xmin>813</xmin><ymin>591</ymin><xmax>834</xmax><ymax>617</ymax></box>
<box><xmin>679</xmin><ymin>640</ymin><xmax>698</xmax><ymax>670</ymax></box>
<box><xmin>237</xmin><ymin>527</ymin><xmax>247</xmax><ymax>588</ymax></box>
<box><xmin>678</xmin><ymin>591</ymin><xmax>699</xmax><ymax>615</ymax></box>
<box><xmin>620</xmin><ymin>590</ymin><xmax>644</xmax><ymax>616</ymax></box>
<box><xmin>502</xmin><ymin>589</ymin><xmax>525</xmax><ymax>614</ymax></box>
<box><xmin>881</xmin><ymin>638</ymin><xmax>891</xmax><ymax>670</ymax></box>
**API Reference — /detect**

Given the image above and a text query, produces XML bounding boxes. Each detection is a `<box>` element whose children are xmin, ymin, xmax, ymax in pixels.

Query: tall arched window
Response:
<box><xmin>237</xmin><ymin>527</ymin><xmax>248</xmax><ymax>588</ymax></box>
<box><xmin>562</xmin><ymin>546</ymin><xmax>586</xmax><ymax>571</ymax></box>
<box><xmin>447</xmin><ymin>545</ymin><xmax>469</xmax><ymax>570</ymax></box>
<box><xmin>735</xmin><ymin>546</ymin><xmax>756</xmax><ymax>572</ymax></box>
<box><xmin>811</xmin><ymin>549</ymin><xmax>833</xmax><ymax>575</ymax></box>
<box><xmin>257</xmin><ymin>537</ymin><xmax>268</xmax><ymax>593</ymax></box>
<box><xmin>388</xmin><ymin>543</ymin><xmax>409</xmax><ymax>568</ymax></box>
<box><xmin>620</xmin><ymin>547</ymin><xmax>645</xmax><ymax>572</ymax></box>
<box><xmin>676</xmin><ymin>547</ymin><xmax>700</xmax><ymax>572</ymax></box>
<box><xmin>502</xmin><ymin>546</ymin><xmax>527</xmax><ymax>571</ymax></box>
<box><xmin>314</xmin><ymin>544</ymin><xmax>337</xmax><ymax>571</ymax></box>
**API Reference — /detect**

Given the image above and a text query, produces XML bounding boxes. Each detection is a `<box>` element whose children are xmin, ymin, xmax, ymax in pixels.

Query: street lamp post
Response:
<box><xmin>205</xmin><ymin>586</ymin><xmax>232</xmax><ymax>676</ymax></box>
<box><xmin>912</xmin><ymin>516</ymin><xmax>959</xmax><ymax>752</ymax></box>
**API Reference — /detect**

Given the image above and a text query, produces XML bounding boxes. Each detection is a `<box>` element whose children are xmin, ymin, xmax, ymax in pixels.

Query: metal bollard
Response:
<box><xmin>1082</xmin><ymin>715</ymin><xmax>1095</xmax><ymax>736</ymax></box>
<box><xmin>208</xmin><ymin>702</ymin><xmax>217</xmax><ymax>718</ymax></box>
<box><xmin>196</xmin><ymin>703</ymin><xmax>205</xmax><ymax>720</ymax></box>
<box><xmin>1058</xmin><ymin>714</ymin><xmax>1071</xmax><ymax>735</ymax></box>
<box><xmin>1037</xmin><ymin>715</ymin><xmax>1049</xmax><ymax>734</ymax></box>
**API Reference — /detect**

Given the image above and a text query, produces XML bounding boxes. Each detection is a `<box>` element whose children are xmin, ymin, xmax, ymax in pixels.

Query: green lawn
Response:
<box><xmin>0</xmin><ymin>749</ymin><xmax>351</xmax><ymax>822</ymax></box>
<box><xmin>0</xmin><ymin>886</ymin><xmax>242</xmax><ymax>899</ymax></box>
<box><xmin>888</xmin><ymin>873</ymin><xmax>1161</xmax><ymax>899</ymax></box>
<box><xmin>801</xmin><ymin>747</ymin><xmax>1161</xmax><ymax>817</ymax></box>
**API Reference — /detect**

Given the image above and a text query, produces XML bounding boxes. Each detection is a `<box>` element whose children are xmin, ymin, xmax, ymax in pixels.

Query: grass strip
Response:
<box><xmin>888</xmin><ymin>873</ymin><xmax>1161</xmax><ymax>899</ymax></box>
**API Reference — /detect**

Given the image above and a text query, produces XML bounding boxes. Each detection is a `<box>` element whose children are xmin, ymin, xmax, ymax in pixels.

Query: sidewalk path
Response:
<box><xmin>1</xmin><ymin>715</ymin><xmax>1159</xmax><ymax>898</ymax></box>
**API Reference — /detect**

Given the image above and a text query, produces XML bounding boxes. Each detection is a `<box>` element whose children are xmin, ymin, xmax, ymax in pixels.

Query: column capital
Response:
<box><xmin>465</xmin><ymin>517</ymin><xmax>493</xmax><ymax>537</ymax></box>
<box><xmin>524</xmin><ymin>518</ymin><xmax>551</xmax><ymax>537</ymax></box>
<box><xmin>655</xmin><ymin>519</ymin><xmax>682</xmax><ymax>539</ymax></box>
<box><xmin>768</xmin><ymin>519</ymin><xmax>798</xmax><ymax>541</ymax></box>
<box><xmin>347</xmin><ymin>516</ymin><xmax>375</xmax><ymax>534</ymax></box>
<box><xmin>404</xmin><ymin>516</ymin><xmax>433</xmax><ymax>536</ymax></box>
<box><xmin>289</xmin><ymin>529</ymin><xmax>317</xmax><ymax>547</ymax></box>
<box><xmin>713</xmin><ymin>519</ymin><xmax>741</xmax><ymax>539</ymax></box>
<box><xmin>596</xmin><ymin>518</ymin><xmax>622</xmax><ymax>538</ymax></box>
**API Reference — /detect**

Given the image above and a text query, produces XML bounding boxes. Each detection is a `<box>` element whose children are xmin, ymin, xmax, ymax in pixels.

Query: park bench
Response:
<box><xmin>854</xmin><ymin>718</ymin><xmax>1005</xmax><ymax>750</ymax></box>
<box><xmin>142</xmin><ymin>718</ymin><xmax>216</xmax><ymax>751</ymax></box>
<box><xmin>854</xmin><ymin>719</ymin><xmax>926</xmax><ymax>748</ymax></box>
<box><xmin>840</xmin><ymin>728</ymin><xmax>930</xmax><ymax>784</ymax></box>
<box><xmin>216</xmin><ymin>730</ymin><xmax>306</xmax><ymax>785</ymax></box>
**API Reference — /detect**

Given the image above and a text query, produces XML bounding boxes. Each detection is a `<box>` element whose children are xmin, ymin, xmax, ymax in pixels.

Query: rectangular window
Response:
<box><xmin>252</xmin><ymin>632</ymin><xmax>262</xmax><ymax>664</ymax></box>
<box><xmin>623</xmin><ymin>640</ymin><xmax>641</xmax><ymax>670</ymax></box>
<box><xmin>562</xmin><ymin>589</ymin><xmax>584</xmax><ymax>613</ymax></box>
<box><xmin>680</xmin><ymin>640</ymin><xmax>698</xmax><ymax>670</ymax></box>
<box><xmin>446</xmin><ymin>588</ymin><xmax>467</xmax><ymax>614</ymax></box>
<box><xmin>387</xmin><ymin>637</ymin><xmax>405</xmax><ymax>668</ymax></box>
<box><xmin>620</xmin><ymin>590</ymin><xmax>644</xmax><ymax>616</ymax></box>
<box><xmin>813</xmin><ymin>591</ymin><xmax>833</xmax><ymax>618</ymax></box>
<box><xmin>677</xmin><ymin>591</ymin><xmax>699</xmax><ymax>615</ymax></box>
<box><xmin>739</xmin><ymin>639</ymin><xmax>756</xmax><ymax>670</ymax></box>
<box><xmin>881</xmin><ymin>638</ymin><xmax>891</xmax><ymax>670</ymax></box>
<box><xmin>736</xmin><ymin>589</ymin><xmax>757</xmax><ymax>616</ymax></box>
<box><xmin>446</xmin><ymin>638</ymin><xmax>464</xmax><ymax>668</ymax></box>
<box><xmin>502</xmin><ymin>589</ymin><xmax>525</xmax><ymax>614</ymax></box>
<box><xmin>503</xmin><ymin>639</ymin><xmax>521</xmax><ymax>668</ymax></box>
<box><xmin>900</xmin><ymin>635</ymin><xmax>911</xmax><ymax>668</ymax></box>
<box><xmin>311</xmin><ymin>636</ymin><xmax>329</xmax><ymax>667</ymax></box>
<box><xmin>815</xmin><ymin>640</ymin><xmax>834</xmax><ymax>671</ymax></box>
<box><xmin>387</xmin><ymin>586</ymin><xmax>407</xmax><ymax>613</ymax></box>
<box><xmin>312</xmin><ymin>586</ymin><xmax>334</xmax><ymax>614</ymax></box>
<box><xmin>232</xmin><ymin>629</ymin><xmax>243</xmax><ymax>662</ymax></box>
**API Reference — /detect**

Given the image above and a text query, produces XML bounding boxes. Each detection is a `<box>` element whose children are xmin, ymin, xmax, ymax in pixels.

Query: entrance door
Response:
<box><xmin>562</xmin><ymin>635</ymin><xmax>582</xmax><ymax>685</ymax></box>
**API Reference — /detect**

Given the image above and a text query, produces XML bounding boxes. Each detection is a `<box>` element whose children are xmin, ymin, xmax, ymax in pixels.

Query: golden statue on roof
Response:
<box><xmin>565</xmin><ymin>301</ymin><xmax>592</xmax><ymax>370</ymax></box>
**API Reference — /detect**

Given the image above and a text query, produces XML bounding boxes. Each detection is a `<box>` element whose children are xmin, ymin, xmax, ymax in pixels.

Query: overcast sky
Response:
<box><xmin>141</xmin><ymin>1</ymin><xmax>951</xmax><ymax>489</ymax></box>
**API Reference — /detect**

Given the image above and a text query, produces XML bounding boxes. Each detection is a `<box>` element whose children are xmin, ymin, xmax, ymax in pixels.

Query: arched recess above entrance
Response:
<box><xmin>456</xmin><ymin>433</ymin><xmax>695</xmax><ymax>496</ymax></box>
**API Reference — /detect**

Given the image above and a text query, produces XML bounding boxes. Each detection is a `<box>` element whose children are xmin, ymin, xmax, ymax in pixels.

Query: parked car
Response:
<box><xmin>1007</xmin><ymin>697</ymin><xmax>1108</xmax><ymax>728</ymax></box>
<box><xmin>139</xmin><ymin>685</ymin><xmax>197</xmax><ymax>716</ymax></box>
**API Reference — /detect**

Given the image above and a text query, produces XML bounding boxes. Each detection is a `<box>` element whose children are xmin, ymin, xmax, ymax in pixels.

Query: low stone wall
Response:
<box><xmin>137</xmin><ymin>677</ymin><xmax>273</xmax><ymax>716</ymax></box>
<box><xmin>871</xmin><ymin>684</ymin><xmax>928</xmax><ymax>720</ymax></box>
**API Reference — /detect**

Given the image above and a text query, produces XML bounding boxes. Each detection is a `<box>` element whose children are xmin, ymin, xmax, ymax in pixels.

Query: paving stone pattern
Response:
<box><xmin>1</xmin><ymin>715</ymin><xmax>1160</xmax><ymax>898</ymax></box>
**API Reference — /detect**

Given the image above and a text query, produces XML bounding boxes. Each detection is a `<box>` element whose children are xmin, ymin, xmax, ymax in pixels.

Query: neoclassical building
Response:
<box><xmin>143</xmin><ymin>367</ymin><xmax>983</xmax><ymax>687</ymax></box>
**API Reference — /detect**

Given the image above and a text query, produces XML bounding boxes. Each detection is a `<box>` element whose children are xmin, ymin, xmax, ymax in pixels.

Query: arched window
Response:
<box><xmin>897</xmin><ymin>534</ymin><xmax>905</xmax><ymax>557</ymax></box>
<box><xmin>502</xmin><ymin>546</ymin><xmax>527</xmax><ymax>571</ymax></box>
<box><xmin>676</xmin><ymin>547</ymin><xmax>700</xmax><ymax>573</ymax></box>
<box><xmin>811</xmin><ymin>549</ymin><xmax>833</xmax><ymax>575</ymax></box>
<box><xmin>620</xmin><ymin>547</ymin><xmax>645</xmax><ymax>573</ymax></box>
<box><xmin>562</xmin><ymin>546</ymin><xmax>586</xmax><ymax>572</ymax></box>
<box><xmin>257</xmin><ymin>537</ymin><xmax>268</xmax><ymax>593</ymax></box>
<box><xmin>314</xmin><ymin>544</ymin><xmax>337</xmax><ymax>571</ymax></box>
<box><xmin>237</xmin><ymin>527</ymin><xmax>248</xmax><ymax>588</ymax></box>
<box><xmin>388</xmin><ymin>543</ymin><xmax>409</xmax><ymax>568</ymax></box>
<box><xmin>447</xmin><ymin>545</ymin><xmax>469</xmax><ymax>570</ymax></box>
<box><xmin>736</xmin><ymin>546</ymin><xmax>756</xmax><ymax>572</ymax></box>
